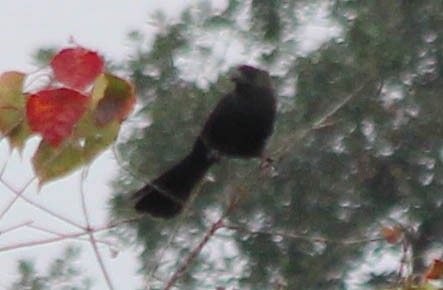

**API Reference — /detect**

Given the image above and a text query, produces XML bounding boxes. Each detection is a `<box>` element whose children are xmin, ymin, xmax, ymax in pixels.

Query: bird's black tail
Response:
<box><xmin>132</xmin><ymin>138</ymin><xmax>217</xmax><ymax>218</ymax></box>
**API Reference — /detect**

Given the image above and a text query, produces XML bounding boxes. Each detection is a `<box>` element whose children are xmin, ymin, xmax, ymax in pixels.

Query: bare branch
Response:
<box><xmin>0</xmin><ymin>176</ymin><xmax>84</xmax><ymax>229</ymax></box>
<box><xmin>273</xmin><ymin>78</ymin><xmax>381</xmax><ymax>160</ymax></box>
<box><xmin>0</xmin><ymin>230</ymin><xmax>89</xmax><ymax>253</ymax></box>
<box><xmin>80</xmin><ymin>169</ymin><xmax>91</xmax><ymax>229</ymax></box>
<box><xmin>88</xmin><ymin>231</ymin><xmax>116</xmax><ymax>290</ymax></box>
<box><xmin>163</xmin><ymin>187</ymin><xmax>245</xmax><ymax>290</ymax></box>
<box><xmin>312</xmin><ymin>79</ymin><xmax>379</xmax><ymax>130</ymax></box>
<box><xmin>224</xmin><ymin>223</ymin><xmax>384</xmax><ymax>245</ymax></box>
<box><xmin>80</xmin><ymin>168</ymin><xmax>116</xmax><ymax>290</ymax></box>
<box><xmin>0</xmin><ymin>221</ymin><xmax>33</xmax><ymax>236</ymax></box>
<box><xmin>27</xmin><ymin>223</ymin><xmax>115</xmax><ymax>247</ymax></box>
<box><xmin>0</xmin><ymin>177</ymin><xmax>36</xmax><ymax>220</ymax></box>
<box><xmin>163</xmin><ymin>218</ymin><xmax>224</xmax><ymax>290</ymax></box>
<box><xmin>0</xmin><ymin>217</ymin><xmax>139</xmax><ymax>253</ymax></box>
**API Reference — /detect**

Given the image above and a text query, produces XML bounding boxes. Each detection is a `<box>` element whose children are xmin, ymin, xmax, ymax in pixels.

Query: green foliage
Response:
<box><xmin>8</xmin><ymin>246</ymin><xmax>92</xmax><ymax>290</ymax></box>
<box><xmin>110</xmin><ymin>0</ymin><xmax>443</xmax><ymax>289</ymax></box>
<box><xmin>33</xmin><ymin>47</ymin><xmax>58</xmax><ymax>67</ymax></box>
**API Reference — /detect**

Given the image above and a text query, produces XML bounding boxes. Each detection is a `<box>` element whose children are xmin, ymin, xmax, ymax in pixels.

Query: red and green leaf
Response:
<box><xmin>92</xmin><ymin>73</ymin><xmax>136</xmax><ymax>126</ymax></box>
<box><xmin>26</xmin><ymin>88</ymin><xmax>90</xmax><ymax>147</ymax></box>
<box><xmin>33</xmin><ymin>111</ymin><xmax>120</xmax><ymax>184</ymax></box>
<box><xmin>0</xmin><ymin>46</ymin><xmax>136</xmax><ymax>184</ymax></box>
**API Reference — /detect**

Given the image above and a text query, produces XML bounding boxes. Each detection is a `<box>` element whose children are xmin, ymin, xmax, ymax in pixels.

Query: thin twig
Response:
<box><xmin>0</xmin><ymin>177</ymin><xmax>36</xmax><ymax>220</ymax></box>
<box><xmin>27</xmin><ymin>223</ymin><xmax>115</xmax><ymax>247</ymax></box>
<box><xmin>0</xmin><ymin>156</ymin><xmax>9</xmax><ymax>178</ymax></box>
<box><xmin>145</xmin><ymin>179</ymin><xmax>211</xmax><ymax>289</ymax></box>
<box><xmin>312</xmin><ymin>80</ymin><xmax>380</xmax><ymax>130</ymax></box>
<box><xmin>80</xmin><ymin>168</ymin><xmax>115</xmax><ymax>290</ymax></box>
<box><xmin>111</xmin><ymin>143</ymin><xmax>145</xmax><ymax>183</ymax></box>
<box><xmin>80</xmin><ymin>169</ymin><xmax>91</xmax><ymax>227</ymax></box>
<box><xmin>0</xmin><ymin>176</ymin><xmax>85</xmax><ymax>230</ymax></box>
<box><xmin>163</xmin><ymin>189</ymin><xmax>244</xmax><ymax>290</ymax></box>
<box><xmin>88</xmin><ymin>231</ymin><xmax>116</xmax><ymax>290</ymax></box>
<box><xmin>0</xmin><ymin>221</ymin><xmax>33</xmax><ymax>236</ymax></box>
<box><xmin>27</xmin><ymin>223</ymin><xmax>70</xmax><ymax>236</ymax></box>
<box><xmin>0</xmin><ymin>217</ymin><xmax>139</xmax><ymax>253</ymax></box>
<box><xmin>273</xmin><ymin>78</ymin><xmax>380</xmax><ymax>159</ymax></box>
<box><xmin>224</xmin><ymin>224</ymin><xmax>384</xmax><ymax>245</ymax></box>
<box><xmin>163</xmin><ymin>218</ymin><xmax>224</xmax><ymax>290</ymax></box>
<box><xmin>0</xmin><ymin>230</ymin><xmax>90</xmax><ymax>253</ymax></box>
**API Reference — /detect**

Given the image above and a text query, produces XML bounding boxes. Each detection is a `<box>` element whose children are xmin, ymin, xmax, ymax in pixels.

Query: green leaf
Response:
<box><xmin>91</xmin><ymin>73</ymin><xmax>108</xmax><ymax>108</ymax></box>
<box><xmin>32</xmin><ymin>140</ymin><xmax>84</xmax><ymax>186</ymax></box>
<box><xmin>32</xmin><ymin>110</ymin><xmax>121</xmax><ymax>185</ymax></box>
<box><xmin>0</xmin><ymin>71</ymin><xmax>28</xmax><ymax>136</ymax></box>
<box><xmin>32</xmin><ymin>139</ymin><xmax>85</xmax><ymax>185</ymax></box>
<box><xmin>75</xmin><ymin>111</ymin><xmax>120</xmax><ymax>162</ymax></box>
<box><xmin>421</xmin><ymin>282</ymin><xmax>438</xmax><ymax>290</ymax></box>
<box><xmin>8</xmin><ymin>121</ymin><xmax>32</xmax><ymax>152</ymax></box>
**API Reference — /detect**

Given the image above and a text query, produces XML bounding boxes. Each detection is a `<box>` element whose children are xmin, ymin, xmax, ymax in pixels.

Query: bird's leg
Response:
<box><xmin>259</xmin><ymin>153</ymin><xmax>278</xmax><ymax>178</ymax></box>
<box><xmin>259</xmin><ymin>153</ymin><xmax>274</xmax><ymax>169</ymax></box>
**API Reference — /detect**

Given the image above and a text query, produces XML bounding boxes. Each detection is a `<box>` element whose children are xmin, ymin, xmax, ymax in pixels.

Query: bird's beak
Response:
<box><xmin>229</xmin><ymin>66</ymin><xmax>244</xmax><ymax>82</ymax></box>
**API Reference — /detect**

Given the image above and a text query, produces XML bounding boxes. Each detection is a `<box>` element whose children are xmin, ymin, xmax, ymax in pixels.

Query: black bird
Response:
<box><xmin>133</xmin><ymin>65</ymin><xmax>276</xmax><ymax>218</ymax></box>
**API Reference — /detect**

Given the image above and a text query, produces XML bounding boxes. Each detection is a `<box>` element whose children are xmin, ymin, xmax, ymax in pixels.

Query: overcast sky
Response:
<box><xmin>0</xmin><ymin>0</ymin><xmax>198</xmax><ymax>72</ymax></box>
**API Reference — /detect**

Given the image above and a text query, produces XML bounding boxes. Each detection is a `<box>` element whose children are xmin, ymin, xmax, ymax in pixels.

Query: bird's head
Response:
<box><xmin>229</xmin><ymin>65</ymin><xmax>272</xmax><ymax>89</ymax></box>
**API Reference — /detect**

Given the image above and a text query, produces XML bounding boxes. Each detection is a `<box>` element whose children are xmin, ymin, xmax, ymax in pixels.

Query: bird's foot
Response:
<box><xmin>259</xmin><ymin>156</ymin><xmax>274</xmax><ymax>169</ymax></box>
<box><xmin>259</xmin><ymin>155</ymin><xmax>278</xmax><ymax>178</ymax></box>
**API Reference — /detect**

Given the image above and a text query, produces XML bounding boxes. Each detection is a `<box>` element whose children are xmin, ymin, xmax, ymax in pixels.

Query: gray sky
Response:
<box><xmin>0</xmin><ymin>0</ymin><xmax>196</xmax><ymax>72</ymax></box>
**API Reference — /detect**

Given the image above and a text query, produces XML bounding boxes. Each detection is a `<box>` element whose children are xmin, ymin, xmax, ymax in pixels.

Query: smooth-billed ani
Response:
<box><xmin>132</xmin><ymin>65</ymin><xmax>276</xmax><ymax>218</ymax></box>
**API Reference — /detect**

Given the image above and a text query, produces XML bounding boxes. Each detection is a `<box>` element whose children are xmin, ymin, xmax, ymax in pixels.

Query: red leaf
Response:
<box><xmin>26</xmin><ymin>88</ymin><xmax>90</xmax><ymax>147</ymax></box>
<box><xmin>425</xmin><ymin>259</ymin><xmax>443</xmax><ymax>280</ymax></box>
<box><xmin>50</xmin><ymin>47</ymin><xmax>103</xmax><ymax>91</ymax></box>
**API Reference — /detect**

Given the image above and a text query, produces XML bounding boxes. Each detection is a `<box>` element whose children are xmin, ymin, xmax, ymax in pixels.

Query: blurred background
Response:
<box><xmin>1</xmin><ymin>0</ymin><xmax>443</xmax><ymax>289</ymax></box>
